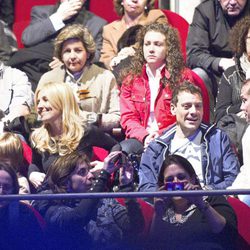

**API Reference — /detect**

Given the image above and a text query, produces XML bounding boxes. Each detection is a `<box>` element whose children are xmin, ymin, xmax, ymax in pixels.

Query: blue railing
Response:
<box><xmin>1</xmin><ymin>189</ymin><xmax>250</xmax><ymax>201</ymax></box>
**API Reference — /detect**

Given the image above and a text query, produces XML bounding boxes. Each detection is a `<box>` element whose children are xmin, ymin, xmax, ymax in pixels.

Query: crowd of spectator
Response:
<box><xmin>0</xmin><ymin>0</ymin><xmax>250</xmax><ymax>249</ymax></box>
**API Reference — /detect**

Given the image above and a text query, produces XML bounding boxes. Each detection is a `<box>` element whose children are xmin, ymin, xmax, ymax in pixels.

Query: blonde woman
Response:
<box><xmin>29</xmin><ymin>81</ymin><xmax>118</xmax><ymax>189</ymax></box>
<box><xmin>0</xmin><ymin>132</ymin><xmax>30</xmax><ymax>194</ymax></box>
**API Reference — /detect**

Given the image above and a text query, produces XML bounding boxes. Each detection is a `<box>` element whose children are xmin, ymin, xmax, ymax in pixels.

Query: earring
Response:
<box><xmin>144</xmin><ymin>5</ymin><xmax>148</xmax><ymax>10</ymax></box>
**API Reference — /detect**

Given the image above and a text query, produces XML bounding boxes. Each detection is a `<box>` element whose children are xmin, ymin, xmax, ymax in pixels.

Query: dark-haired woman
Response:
<box><xmin>149</xmin><ymin>154</ymin><xmax>238</xmax><ymax>250</ymax></box>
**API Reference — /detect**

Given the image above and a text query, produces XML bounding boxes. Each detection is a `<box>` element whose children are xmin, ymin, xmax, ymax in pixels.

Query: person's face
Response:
<box><xmin>246</xmin><ymin>28</ymin><xmax>250</xmax><ymax>61</ymax></box>
<box><xmin>240</xmin><ymin>81</ymin><xmax>250</xmax><ymax>123</ymax></box>
<box><xmin>171</xmin><ymin>91</ymin><xmax>203</xmax><ymax>137</ymax></box>
<box><xmin>122</xmin><ymin>0</ymin><xmax>147</xmax><ymax>16</ymax></box>
<box><xmin>36</xmin><ymin>89</ymin><xmax>62</xmax><ymax>125</ymax></box>
<box><xmin>219</xmin><ymin>0</ymin><xmax>247</xmax><ymax>16</ymax></box>
<box><xmin>69</xmin><ymin>162</ymin><xmax>94</xmax><ymax>193</ymax></box>
<box><xmin>143</xmin><ymin>30</ymin><xmax>167</xmax><ymax>70</ymax></box>
<box><xmin>61</xmin><ymin>39</ymin><xmax>88</xmax><ymax>74</ymax></box>
<box><xmin>0</xmin><ymin>170</ymin><xmax>14</xmax><ymax>207</ymax></box>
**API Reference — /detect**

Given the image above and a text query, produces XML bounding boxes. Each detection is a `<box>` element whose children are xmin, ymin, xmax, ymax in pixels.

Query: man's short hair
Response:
<box><xmin>171</xmin><ymin>81</ymin><xmax>203</xmax><ymax>106</ymax></box>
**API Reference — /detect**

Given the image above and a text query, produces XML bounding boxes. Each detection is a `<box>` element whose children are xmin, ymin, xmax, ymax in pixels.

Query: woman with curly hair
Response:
<box><xmin>100</xmin><ymin>0</ymin><xmax>167</xmax><ymax>69</ymax></box>
<box><xmin>215</xmin><ymin>15</ymin><xmax>250</xmax><ymax>122</ymax></box>
<box><xmin>119</xmin><ymin>23</ymin><xmax>193</xmax><ymax>154</ymax></box>
<box><xmin>29</xmin><ymin>81</ymin><xmax>118</xmax><ymax>189</ymax></box>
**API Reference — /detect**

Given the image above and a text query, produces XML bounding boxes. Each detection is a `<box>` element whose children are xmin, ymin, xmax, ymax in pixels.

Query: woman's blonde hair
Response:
<box><xmin>0</xmin><ymin>132</ymin><xmax>23</xmax><ymax>172</ymax></box>
<box><xmin>113</xmin><ymin>0</ymin><xmax>155</xmax><ymax>16</ymax></box>
<box><xmin>31</xmin><ymin>82</ymin><xmax>86</xmax><ymax>156</ymax></box>
<box><xmin>54</xmin><ymin>24</ymin><xmax>96</xmax><ymax>63</ymax></box>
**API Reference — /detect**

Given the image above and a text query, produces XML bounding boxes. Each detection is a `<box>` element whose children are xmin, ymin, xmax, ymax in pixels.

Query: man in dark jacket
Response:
<box><xmin>186</xmin><ymin>0</ymin><xmax>250</xmax><ymax>122</ymax></box>
<box><xmin>138</xmin><ymin>82</ymin><xmax>240</xmax><ymax>192</ymax></box>
<box><xmin>8</xmin><ymin>0</ymin><xmax>107</xmax><ymax>91</ymax></box>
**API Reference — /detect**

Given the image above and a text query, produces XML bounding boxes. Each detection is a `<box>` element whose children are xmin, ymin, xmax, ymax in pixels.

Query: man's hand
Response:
<box><xmin>56</xmin><ymin>0</ymin><xmax>84</xmax><ymax>21</ymax></box>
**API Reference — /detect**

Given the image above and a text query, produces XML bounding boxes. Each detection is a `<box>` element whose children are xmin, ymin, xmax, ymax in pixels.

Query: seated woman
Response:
<box><xmin>119</xmin><ymin>23</ymin><xmax>194</xmax><ymax>154</ymax></box>
<box><xmin>149</xmin><ymin>154</ymin><xmax>238</xmax><ymax>249</ymax></box>
<box><xmin>100</xmin><ymin>0</ymin><xmax>167</xmax><ymax>69</ymax></box>
<box><xmin>0</xmin><ymin>61</ymin><xmax>32</xmax><ymax>129</ymax></box>
<box><xmin>32</xmin><ymin>151</ymin><xmax>144</xmax><ymax>249</ymax></box>
<box><xmin>39</xmin><ymin>24</ymin><xmax>120</xmax><ymax>133</ymax></box>
<box><xmin>0</xmin><ymin>162</ymin><xmax>44</xmax><ymax>250</ymax></box>
<box><xmin>29</xmin><ymin>81</ymin><xmax>118</xmax><ymax>190</ymax></box>
<box><xmin>0</xmin><ymin>132</ymin><xmax>30</xmax><ymax>194</ymax></box>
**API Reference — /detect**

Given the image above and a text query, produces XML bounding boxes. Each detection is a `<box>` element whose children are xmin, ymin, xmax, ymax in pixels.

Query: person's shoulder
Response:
<box><xmin>196</xmin><ymin>0</ymin><xmax>216</xmax><ymax>9</ymax></box>
<box><xmin>103</xmin><ymin>19</ymin><xmax>123</xmax><ymax>31</ymax></box>
<box><xmin>31</xmin><ymin>5</ymin><xmax>55</xmax><ymax>15</ymax></box>
<box><xmin>86</xmin><ymin>10</ymin><xmax>107</xmax><ymax>25</ymax></box>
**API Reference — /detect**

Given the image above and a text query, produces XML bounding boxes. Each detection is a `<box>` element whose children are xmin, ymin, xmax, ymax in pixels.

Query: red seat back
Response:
<box><xmin>227</xmin><ymin>196</ymin><xmax>250</xmax><ymax>246</ymax></box>
<box><xmin>161</xmin><ymin>9</ymin><xmax>189</xmax><ymax>61</ymax></box>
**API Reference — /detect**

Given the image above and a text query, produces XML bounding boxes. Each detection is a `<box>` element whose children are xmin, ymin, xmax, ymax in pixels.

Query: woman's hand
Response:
<box><xmin>144</xmin><ymin>131</ymin><xmax>159</xmax><ymax>148</ymax></box>
<box><xmin>154</xmin><ymin>185</ymin><xmax>171</xmax><ymax>217</ymax></box>
<box><xmin>29</xmin><ymin>172</ymin><xmax>46</xmax><ymax>189</ymax></box>
<box><xmin>49</xmin><ymin>57</ymin><xmax>64</xmax><ymax>69</ymax></box>
<box><xmin>184</xmin><ymin>182</ymin><xmax>204</xmax><ymax>207</ymax></box>
<box><xmin>90</xmin><ymin>160</ymin><xmax>104</xmax><ymax>173</ymax></box>
<box><xmin>103</xmin><ymin>151</ymin><xmax>123</xmax><ymax>174</ymax></box>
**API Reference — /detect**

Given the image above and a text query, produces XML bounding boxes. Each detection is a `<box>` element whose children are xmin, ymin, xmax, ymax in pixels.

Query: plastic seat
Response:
<box><xmin>161</xmin><ymin>9</ymin><xmax>189</xmax><ymax>61</ymax></box>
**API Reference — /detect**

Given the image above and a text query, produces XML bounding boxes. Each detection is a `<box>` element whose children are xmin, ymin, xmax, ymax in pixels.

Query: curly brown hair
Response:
<box><xmin>120</xmin><ymin>23</ymin><xmax>185</xmax><ymax>89</ymax></box>
<box><xmin>230</xmin><ymin>15</ymin><xmax>250</xmax><ymax>56</ymax></box>
<box><xmin>113</xmin><ymin>0</ymin><xmax>155</xmax><ymax>16</ymax></box>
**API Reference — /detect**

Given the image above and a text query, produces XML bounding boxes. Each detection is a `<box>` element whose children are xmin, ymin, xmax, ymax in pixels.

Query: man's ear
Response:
<box><xmin>170</xmin><ymin>103</ymin><xmax>176</xmax><ymax>116</ymax></box>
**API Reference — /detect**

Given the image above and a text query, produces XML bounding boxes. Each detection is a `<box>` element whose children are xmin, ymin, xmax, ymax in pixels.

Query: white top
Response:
<box><xmin>170</xmin><ymin>130</ymin><xmax>203</xmax><ymax>184</ymax></box>
<box><xmin>145</xmin><ymin>64</ymin><xmax>165</xmax><ymax>133</ymax></box>
<box><xmin>229</xmin><ymin>125</ymin><xmax>250</xmax><ymax>189</ymax></box>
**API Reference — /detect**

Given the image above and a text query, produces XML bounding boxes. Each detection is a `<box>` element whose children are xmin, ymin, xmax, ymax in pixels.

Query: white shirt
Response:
<box><xmin>170</xmin><ymin>130</ymin><xmax>203</xmax><ymax>184</ymax></box>
<box><xmin>145</xmin><ymin>64</ymin><xmax>165</xmax><ymax>133</ymax></box>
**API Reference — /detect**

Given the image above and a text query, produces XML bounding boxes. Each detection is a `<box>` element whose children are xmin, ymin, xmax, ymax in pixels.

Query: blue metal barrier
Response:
<box><xmin>1</xmin><ymin>189</ymin><xmax>250</xmax><ymax>201</ymax></box>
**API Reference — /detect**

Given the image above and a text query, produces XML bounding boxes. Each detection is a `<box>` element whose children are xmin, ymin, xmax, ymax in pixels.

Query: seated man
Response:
<box><xmin>186</xmin><ymin>0</ymin><xmax>250</xmax><ymax>121</ymax></box>
<box><xmin>228</xmin><ymin>73</ymin><xmax>250</xmax><ymax>205</ymax></box>
<box><xmin>8</xmin><ymin>0</ymin><xmax>107</xmax><ymax>90</ymax></box>
<box><xmin>139</xmin><ymin>81</ymin><xmax>240</xmax><ymax>192</ymax></box>
<box><xmin>0</xmin><ymin>61</ymin><xmax>32</xmax><ymax>127</ymax></box>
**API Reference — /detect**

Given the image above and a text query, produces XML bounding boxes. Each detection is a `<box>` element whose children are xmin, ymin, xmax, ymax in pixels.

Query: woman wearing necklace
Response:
<box><xmin>39</xmin><ymin>24</ymin><xmax>120</xmax><ymax>133</ymax></box>
<box><xmin>28</xmin><ymin>81</ymin><xmax>118</xmax><ymax>189</ymax></box>
<box><xmin>149</xmin><ymin>154</ymin><xmax>238</xmax><ymax>250</ymax></box>
<box><xmin>100</xmin><ymin>0</ymin><xmax>168</xmax><ymax>69</ymax></box>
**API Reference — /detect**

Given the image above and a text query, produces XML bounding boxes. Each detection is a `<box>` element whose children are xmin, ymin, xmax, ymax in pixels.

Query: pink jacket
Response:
<box><xmin>120</xmin><ymin>65</ymin><xmax>194</xmax><ymax>142</ymax></box>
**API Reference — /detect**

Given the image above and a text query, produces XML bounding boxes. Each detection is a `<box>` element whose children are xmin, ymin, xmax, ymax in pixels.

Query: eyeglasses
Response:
<box><xmin>165</xmin><ymin>173</ymin><xmax>187</xmax><ymax>183</ymax></box>
<box><xmin>0</xmin><ymin>183</ymin><xmax>13</xmax><ymax>194</ymax></box>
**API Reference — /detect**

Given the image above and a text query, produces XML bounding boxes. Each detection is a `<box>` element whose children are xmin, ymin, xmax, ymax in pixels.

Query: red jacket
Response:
<box><xmin>120</xmin><ymin>65</ymin><xmax>194</xmax><ymax>142</ymax></box>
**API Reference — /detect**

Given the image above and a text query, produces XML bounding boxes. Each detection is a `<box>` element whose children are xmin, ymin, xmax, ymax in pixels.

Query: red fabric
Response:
<box><xmin>92</xmin><ymin>146</ymin><xmax>109</xmax><ymax>161</ymax></box>
<box><xmin>21</xmin><ymin>141</ymin><xmax>32</xmax><ymax>164</ymax></box>
<box><xmin>13</xmin><ymin>0</ymin><xmax>57</xmax><ymax>48</ymax></box>
<box><xmin>161</xmin><ymin>9</ymin><xmax>189</xmax><ymax>61</ymax></box>
<box><xmin>120</xmin><ymin>66</ymin><xmax>194</xmax><ymax>142</ymax></box>
<box><xmin>116</xmin><ymin>198</ymin><xmax>154</xmax><ymax>237</ymax></box>
<box><xmin>227</xmin><ymin>196</ymin><xmax>250</xmax><ymax>246</ymax></box>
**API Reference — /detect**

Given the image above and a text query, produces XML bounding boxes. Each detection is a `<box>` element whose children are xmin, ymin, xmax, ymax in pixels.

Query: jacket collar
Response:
<box><xmin>156</xmin><ymin>122</ymin><xmax>214</xmax><ymax>145</ymax></box>
<box><xmin>142</xmin><ymin>64</ymin><xmax>170</xmax><ymax>81</ymax></box>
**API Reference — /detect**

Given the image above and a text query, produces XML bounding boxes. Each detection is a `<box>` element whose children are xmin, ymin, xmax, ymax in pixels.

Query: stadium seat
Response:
<box><xmin>161</xmin><ymin>9</ymin><xmax>189</xmax><ymax>61</ymax></box>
